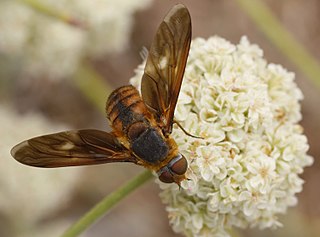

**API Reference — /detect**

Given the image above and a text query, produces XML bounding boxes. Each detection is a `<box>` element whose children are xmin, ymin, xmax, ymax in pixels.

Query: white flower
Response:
<box><xmin>0</xmin><ymin>0</ymin><xmax>152</xmax><ymax>79</ymax></box>
<box><xmin>0</xmin><ymin>105</ymin><xmax>81</xmax><ymax>235</ymax></box>
<box><xmin>130</xmin><ymin>36</ymin><xmax>313</xmax><ymax>236</ymax></box>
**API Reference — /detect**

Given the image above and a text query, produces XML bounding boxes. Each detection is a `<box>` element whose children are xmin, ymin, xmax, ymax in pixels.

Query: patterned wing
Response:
<box><xmin>141</xmin><ymin>4</ymin><xmax>191</xmax><ymax>134</ymax></box>
<box><xmin>11</xmin><ymin>129</ymin><xmax>136</xmax><ymax>168</ymax></box>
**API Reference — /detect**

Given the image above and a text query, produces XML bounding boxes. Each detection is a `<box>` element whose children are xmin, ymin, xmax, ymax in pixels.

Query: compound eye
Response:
<box><xmin>158</xmin><ymin>168</ymin><xmax>174</xmax><ymax>183</ymax></box>
<box><xmin>169</xmin><ymin>154</ymin><xmax>188</xmax><ymax>175</ymax></box>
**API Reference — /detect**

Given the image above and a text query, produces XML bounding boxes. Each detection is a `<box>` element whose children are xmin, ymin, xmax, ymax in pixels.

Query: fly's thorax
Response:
<box><xmin>130</xmin><ymin>125</ymin><xmax>170</xmax><ymax>164</ymax></box>
<box><xmin>105</xmin><ymin>85</ymin><xmax>151</xmax><ymax>133</ymax></box>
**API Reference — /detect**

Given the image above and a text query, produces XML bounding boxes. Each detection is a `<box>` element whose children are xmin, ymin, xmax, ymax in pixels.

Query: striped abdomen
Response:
<box><xmin>106</xmin><ymin>85</ymin><xmax>169</xmax><ymax>164</ymax></box>
<box><xmin>106</xmin><ymin>85</ymin><xmax>150</xmax><ymax>134</ymax></box>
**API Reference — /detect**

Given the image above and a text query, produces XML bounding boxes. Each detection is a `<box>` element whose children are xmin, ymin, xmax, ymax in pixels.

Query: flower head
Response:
<box><xmin>130</xmin><ymin>36</ymin><xmax>313</xmax><ymax>236</ymax></box>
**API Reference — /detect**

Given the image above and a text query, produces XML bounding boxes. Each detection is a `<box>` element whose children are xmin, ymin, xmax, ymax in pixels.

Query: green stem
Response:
<box><xmin>236</xmin><ymin>0</ymin><xmax>320</xmax><ymax>88</ymax></box>
<box><xmin>19</xmin><ymin>0</ymin><xmax>86</xmax><ymax>28</ymax></box>
<box><xmin>61</xmin><ymin>170</ymin><xmax>153</xmax><ymax>237</ymax></box>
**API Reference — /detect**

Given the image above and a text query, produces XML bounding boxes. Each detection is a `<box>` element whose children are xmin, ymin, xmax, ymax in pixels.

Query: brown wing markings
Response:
<box><xmin>141</xmin><ymin>4</ymin><xmax>191</xmax><ymax>134</ymax></box>
<box><xmin>11</xmin><ymin>129</ymin><xmax>136</xmax><ymax>168</ymax></box>
<box><xmin>166</xmin><ymin>28</ymin><xmax>191</xmax><ymax>128</ymax></box>
<box><xmin>163</xmin><ymin>6</ymin><xmax>191</xmax><ymax>130</ymax></box>
<box><xmin>142</xmin><ymin>70</ymin><xmax>166</xmax><ymax>117</ymax></box>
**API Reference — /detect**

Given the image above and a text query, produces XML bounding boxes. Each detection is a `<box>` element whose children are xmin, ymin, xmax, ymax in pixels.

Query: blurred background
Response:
<box><xmin>0</xmin><ymin>0</ymin><xmax>319</xmax><ymax>236</ymax></box>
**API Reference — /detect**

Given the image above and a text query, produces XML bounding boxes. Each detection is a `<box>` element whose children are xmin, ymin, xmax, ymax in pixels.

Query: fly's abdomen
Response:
<box><xmin>106</xmin><ymin>85</ymin><xmax>150</xmax><ymax>133</ymax></box>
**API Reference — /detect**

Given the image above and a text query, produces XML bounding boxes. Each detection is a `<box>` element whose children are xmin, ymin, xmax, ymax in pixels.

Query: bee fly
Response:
<box><xmin>11</xmin><ymin>4</ymin><xmax>193</xmax><ymax>185</ymax></box>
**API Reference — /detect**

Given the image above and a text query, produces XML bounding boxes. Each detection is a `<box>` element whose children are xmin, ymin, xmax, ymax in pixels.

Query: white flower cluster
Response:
<box><xmin>0</xmin><ymin>105</ymin><xmax>81</xmax><ymax>235</ymax></box>
<box><xmin>130</xmin><ymin>36</ymin><xmax>313</xmax><ymax>237</ymax></box>
<box><xmin>0</xmin><ymin>0</ymin><xmax>152</xmax><ymax>79</ymax></box>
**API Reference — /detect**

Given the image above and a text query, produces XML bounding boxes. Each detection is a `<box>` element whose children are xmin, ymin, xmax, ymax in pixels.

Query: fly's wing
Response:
<box><xmin>141</xmin><ymin>4</ymin><xmax>191</xmax><ymax>134</ymax></box>
<box><xmin>11</xmin><ymin>129</ymin><xmax>136</xmax><ymax>168</ymax></box>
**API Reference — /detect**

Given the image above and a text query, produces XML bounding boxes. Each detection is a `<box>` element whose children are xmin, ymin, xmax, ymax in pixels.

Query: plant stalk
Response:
<box><xmin>61</xmin><ymin>170</ymin><xmax>153</xmax><ymax>237</ymax></box>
